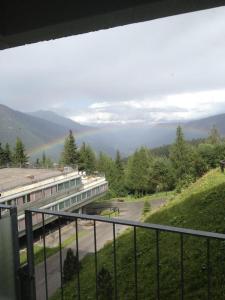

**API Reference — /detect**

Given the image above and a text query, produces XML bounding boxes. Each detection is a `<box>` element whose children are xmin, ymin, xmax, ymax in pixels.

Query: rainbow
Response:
<box><xmin>27</xmin><ymin>123</ymin><xmax>210</xmax><ymax>158</ymax></box>
<box><xmin>27</xmin><ymin>126</ymin><xmax>115</xmax><ymax>157</ymax></box>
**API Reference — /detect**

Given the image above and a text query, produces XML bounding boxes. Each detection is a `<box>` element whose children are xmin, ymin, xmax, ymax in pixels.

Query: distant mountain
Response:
<box><xmin>0</xmin><ymin>105</ymin><xmax>92</xmax><ymax>159</ymax></box>
<box><xmin>1</xmin><ymin>104</ymin><xmax>225</xmax><ymax>161</ymax></box>
<box><xmin>29</xmin><ymin>110</ymin><xmax>91</xmax><ymax>132</ymax></box>
<box><xmin>184</xmin><ymin>113</ymin><xmax>225</xmax><ymax>135</ymax></box>
<box><xmin>0</xmin><ymin>104</ymin><xmax>67</xmax><ymax>147</ymax></box>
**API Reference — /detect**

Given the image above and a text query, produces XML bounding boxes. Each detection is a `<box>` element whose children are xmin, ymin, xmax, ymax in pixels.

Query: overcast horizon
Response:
<box><xmin>1</xmin><ymin>6</ymin><xmax>225</xmax><ymax>126</ymax></box>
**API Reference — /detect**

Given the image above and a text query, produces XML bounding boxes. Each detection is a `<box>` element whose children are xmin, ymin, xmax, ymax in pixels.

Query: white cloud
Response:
<box><xmin>70</xmin><ymin>89</ymin><xmax>225</xmax><ymax>125</ymax></box>
<box><xmin>1</xmin><ymin>6</ymin><xmax>225</xmax><ymax>124</ymax></box>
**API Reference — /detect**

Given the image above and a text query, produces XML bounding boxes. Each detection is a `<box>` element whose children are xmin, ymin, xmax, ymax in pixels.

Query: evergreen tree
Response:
<box><xmin>63</xmin><ymin>248</ymin><xmax>79</xmax><ymax>283</ymax></box>
<box><xmin>13</xmin><ymin>138</ymin><xmax>28</xmax><ymax>167</ymax></box>
<box><xmin>169</xmin><ymin>126</ymin><xmax>194</xmax><ymax>179</ymax></box>
<box><xmin>198</xmin><ymin>143</ymin><xmax>216</xmax><ymax>168</ymax></box>
<box><xmin>151</xmin><ymin>157</ymin><xmax>175</xmax><ymax>192</ymax></box>
<box><xmin>97</xmin><ymin>267</ymin><xmax>113</xmax><ymax>300</ymax></box>
<box><xmin>97</xmin><ymin>152</ymin><xmax>118</xmax><ymax>196</ymax></box>
<box><xmin>61</xmin><ymin>130</ymin><xmax>79</xmax><ymax>166</ymax></box>
<box><xmin>0</xmin><ymin>143</ymin><xmax>5</xmax><ymax>166</ymax></box>
<box><xmin>114</xmin><ymin>150</ymin><xmax>126</xmax><ymax>196</ymax></box>
<box><xmin>4</xmin><ymin>143</ymin><xmax>12</xmax><ymax>165</ymax></box>
<box><xmin>79</xmin><ymin>143</ymin><xmax>96</xmax><ymax>174</ymax></box>
<box><xmin>207</xmin><ymin>125</ymin><xmax>221</xmax><ymax>145</ymax></box>
<box><xmin>35</xmin><ymin>158</ymin><xmax>40</xmax><ymax>167</ymax></box>
<box><xmin>125</xmin><ymin>147</ymin><xmax>152</xmax><ymax>195</ymax></box>
<box><xmin>41</xmin><ymin>152</ymin><xmax>46</xmax><ymax>166</ymax></box>
<box><xmin>115</xmin><ymin>150</ymin><xmax>123</xmax><ymax>172</ymax></box>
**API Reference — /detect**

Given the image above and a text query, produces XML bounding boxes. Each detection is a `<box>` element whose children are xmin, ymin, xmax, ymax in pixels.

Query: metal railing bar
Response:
<box><xmin>58</xmin><ymin>217</ymin><xmax>64</xmax><ymax>300</ymax></box>
<box><xmin>26</xmin><ymin>208</ymin><xmax>225</xmax><ymax>240</ymax></box>
<box><xmin>25</xmin><ymin>210</ymin><xmax>36</xmax><ymax>300</ymax></box>
<box><xmin>0</xmin><ymin>204</ymin><xmax>15</xmax><ymax>209</ymax></box>
<box><xmin>180</xmin><ymin>234</ymin><xmax>184</xmax><ymax>300</ymax></box>
<box><xmin>156</xmin><ymin>230</ymin><xmax>160</xmax><ymax>300</ymax></box>
<box><xmin>134</xmin><ymin>226</ymin><xmax>138</xmax><ymax>300</ymax></box>
<box><xmin>75</xmin><ymin>218</ymin><xmax>81</xmax><ymax>300</ymax></box>
<box><xmin>94</xmin><ymin>221</ymin><xmax>98</xmax><ymax>300</ymax></box>
<box><xmin>207</xmin><ymin>238</ymin><xmax>211</xmax><ymax>300</ymax></box>
<box><xmin>42</xmin><ymin>214</ymin><xmax>49</xmax><ymax>300</ymax></box>
<box><xmin>113</xmin><ymin>223</ymin><xmax>118</xmax><ymax>300</ymax></box>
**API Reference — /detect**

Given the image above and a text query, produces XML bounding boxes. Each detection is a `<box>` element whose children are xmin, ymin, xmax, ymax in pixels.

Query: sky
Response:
<box><xmin>1</xmin><ymin>6</ymin><xmax>225</xmax><ymax>126</ymax></box>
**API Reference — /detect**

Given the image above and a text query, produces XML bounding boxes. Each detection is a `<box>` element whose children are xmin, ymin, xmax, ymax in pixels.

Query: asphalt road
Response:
<box><xmin>35</xmin><ymin>199</ymin><xmax>166</xmax><ymax>300</ymax></box>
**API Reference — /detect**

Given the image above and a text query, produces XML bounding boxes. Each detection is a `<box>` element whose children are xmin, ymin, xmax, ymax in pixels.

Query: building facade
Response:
<box><xmin>0</xmin><ymin>168</ymin><xmax>108</xmax><ymax>235</ymax></box>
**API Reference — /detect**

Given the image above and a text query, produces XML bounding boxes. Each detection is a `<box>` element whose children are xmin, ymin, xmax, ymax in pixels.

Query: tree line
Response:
<box><xmin>1</xmin><ymin>125</ymin><xmax>224</xmax><ymax>197</ymax></box>
<box><xmin>0</xmin><ymin>138</ymin><xmax>28</xmax><ymax>167</ymax></box>
<box><xmin>59</xmin><ymin>125</ymin><xmax>225</xmax><ymax>197</ymax></box>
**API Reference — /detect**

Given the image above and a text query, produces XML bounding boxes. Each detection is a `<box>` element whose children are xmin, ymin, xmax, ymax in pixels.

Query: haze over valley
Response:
<box><xmin>0</xmin><ymin>103</ymin><xmax>224</xmax><ymax>160</ymax></box>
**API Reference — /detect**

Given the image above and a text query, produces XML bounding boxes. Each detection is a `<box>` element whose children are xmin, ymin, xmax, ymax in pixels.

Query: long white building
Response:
<box><xmin>0</xmin><ymin>168</ymin><xmax>108</xmax><ymax>236</ymax></box>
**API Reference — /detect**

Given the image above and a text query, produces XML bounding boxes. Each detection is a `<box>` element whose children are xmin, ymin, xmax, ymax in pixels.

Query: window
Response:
<box><xmin>64</xmin><ymin>181</ymin><xmax>69</xmax><ymax>189</ymax></box>
<box><xmin>58</xmin><ymin>183</ymin><xmax>64</xmax><ymax>191</ymax></box>
<box><xmin>65</xmin><ymin>199</ymin><xmax>70</xmax><ymax>207</ymax></box>
<box><xmin>27</xmin><ymin>194</ymin><xmax>30</xmax><ymax>202</ymax></box>
<box><xmin>71</xmin><ymin>196</ymin><xmax>77</xmax><ymax>204</ymax></box>
<box><xmin>59</xmin><ymin>202</ymin><xmax>64</xmax><ymax>210</ymax></box>
<box><xmin>70</xmin><ymin>179</ymin><xmax>75</xmax><ymax>187</ymax></box>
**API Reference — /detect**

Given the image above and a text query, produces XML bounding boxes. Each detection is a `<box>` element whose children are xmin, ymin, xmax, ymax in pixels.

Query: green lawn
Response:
<box><xmin>95</xmin><ymin>190</ymin><xmax>175</xmax><ymax>204</ymax></box>
<box><xmin>51</xmin><ymin>169</ymin><xmax>225</xmax><ymax>299</ymax></box>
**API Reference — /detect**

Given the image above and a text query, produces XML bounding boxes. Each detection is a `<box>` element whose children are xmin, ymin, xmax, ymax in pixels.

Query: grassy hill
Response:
<box><xmin>52</xmin><ymin>169</ymin><xmax>225</xmax><ymax>299</ymax></box>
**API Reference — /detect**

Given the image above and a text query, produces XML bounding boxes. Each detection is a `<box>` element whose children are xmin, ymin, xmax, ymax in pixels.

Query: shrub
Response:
<box><xmin>63</xmin><ymin>248</ymin><xmax>79</xmax><ymax>283</ymax></box>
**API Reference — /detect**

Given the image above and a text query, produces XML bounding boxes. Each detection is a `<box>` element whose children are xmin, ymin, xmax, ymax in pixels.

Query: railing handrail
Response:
<box><xmin>26</xmin><ymin>207</ymin><xmax>225</xmax><ymax>240</ymax></box>
<box><xmin>17</xmin><ymin>184</ymin><xmax>84</xmax><ymax>216</ymax></box>
<box><xmin>0</xmin><ymin>204</ymin><xmax>16</xmax><ymax>210</ymax></box>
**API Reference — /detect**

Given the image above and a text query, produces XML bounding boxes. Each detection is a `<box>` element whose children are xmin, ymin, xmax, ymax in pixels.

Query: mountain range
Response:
<box><xmin>0</xmin><ymin>104</ymin><xmax>224</xmax><ymax>160</ymax></box>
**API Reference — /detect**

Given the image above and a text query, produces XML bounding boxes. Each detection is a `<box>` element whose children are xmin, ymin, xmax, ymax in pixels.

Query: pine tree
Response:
<box><xmin>35</xmin><ymin>158</ymin><xmax>40</xmax><ymax>167</ymax></box>
<box><xmin>97</xmin><ymin>267</ymin><xmax>113</xmax><ymax>300</ymax></box>
<box><xmin>13</xmin><ymin>138</ymin><xmax>28</xmax><ymax>167</ymax></box>
<box><xmin>4</xmin><ymin>143</ymin><xmax>12</xmax><ymax>165</ymax></box>
<box><xmin>0</xmin><ymin>143</ymin><xmax>5</xmax><ymax>166</ymax></box>
<box><xmin>61</xmin><ymin>130</ymin><xmax>79</xmax><ymax>167</ymax></box>
<box><xmin>79</xmin><ymin>143</ymin><xmax>96</xmax><ymax>173</ymax></box>
<box><xmin>207</xmin><ymin>125</ymin><xmax>221</xmax><ymax>145</ymax></box>
<box><xmin>125</xmin><ymin>147</ymin><xmax>152</xmax><ymax>195</ymax></box>
<box><xmin>41</xmin><ymin>152</ymin><xmax>46</xmax><ymax>167</ymax></box>
<box><xmin>114</xmin><ymin>150</ymin><xmax>126</xmax><ymax>196</ymax></box>
<box><xmin>97</xmin><ymin>152</ymin><xmax>118</xmax><ymax>196</ymax></box>
<box><xmin>169</xmin><ymin>126</ymin><xmax>193</xmax><ymax>179</ymax></box>
<box><xmin>151</xmin><ymin>157</ymin><xmax>175</xmax><ymax>192</ymax></box>
<box><xmin>63</xmin><ymin>248</ymin><xmax>79</xmax><ymax>283</ymax></box>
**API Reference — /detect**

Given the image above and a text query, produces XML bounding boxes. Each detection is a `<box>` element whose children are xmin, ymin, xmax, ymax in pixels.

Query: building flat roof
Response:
<box><xmin>0</xmin><ymin>168</ymin><xmax>70</xmax><ymax>192</ymax></box>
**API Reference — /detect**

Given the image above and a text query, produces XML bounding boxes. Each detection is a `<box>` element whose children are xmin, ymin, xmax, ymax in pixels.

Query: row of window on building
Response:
<box><xmin>1</xmin><ymin>177</ymin><xmax>82</xmax><ymax>207</ymax></box>
<box><xmin>18</xmin><ymin>183</ymin><xmax>108</xmax><ymax>231</ymax></box>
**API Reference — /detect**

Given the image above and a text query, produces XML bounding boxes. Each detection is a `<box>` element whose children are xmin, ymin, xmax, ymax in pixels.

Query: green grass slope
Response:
<box><xmin>52</xmin><ymin>169</ymin><xmax>225</xmax><ymax>300</ymax></box>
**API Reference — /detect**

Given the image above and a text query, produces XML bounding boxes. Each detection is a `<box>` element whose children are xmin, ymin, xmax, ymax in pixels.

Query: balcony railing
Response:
<box><xmin>24</xmin><ymin>208</ymin><xmax>225</xmax><ymax>300</ymax></box>
<box><xmin>17</xmin><ymin>184</ymin><xmax>84</xmax><ymax>215</ymax></box>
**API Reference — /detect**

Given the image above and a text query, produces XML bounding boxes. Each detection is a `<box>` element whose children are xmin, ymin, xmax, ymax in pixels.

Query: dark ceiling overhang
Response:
<box><xmin>1</xmin><ymin>0</ymin><xmax>225</xmax><ymax>50</ymax></box>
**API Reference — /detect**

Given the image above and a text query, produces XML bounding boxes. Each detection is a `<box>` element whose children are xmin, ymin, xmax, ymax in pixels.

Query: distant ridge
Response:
<box><xmin>185</xmin><ymin>113</ymin><xmax>225</xmax><ymax>134</ymax></box>
<box><xmin>0</xmin><ymin>104</ymin><xmax>90</xmax><ymax>154</ymax></box>
<box><xmin>29</xmin><ymin>110</ymin><xmax>92</xmax><ymax>132</ymax></box>
<box><xmin>1</xmin><ymin>103</ymin><xmax>225</xmax><ymax>160</ymax></box>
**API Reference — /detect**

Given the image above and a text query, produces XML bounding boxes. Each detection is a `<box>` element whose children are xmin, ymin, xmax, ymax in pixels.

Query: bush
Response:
<box><xmin>97</xmin><ymin>267</ymin><xmax>113</xmax><ymax>300</ymax></box>
<box><xmin>63</xmin><ymin>248</ymin><xmax>80</xmax><ymax>283</ymax></box>
<box><xmin>175</xmin><ymin>174</ymin><xmax>195</xmax><ymax>193</ymax></box>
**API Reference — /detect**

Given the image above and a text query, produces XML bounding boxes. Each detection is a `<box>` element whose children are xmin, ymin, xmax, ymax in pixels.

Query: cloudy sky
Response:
<box><xmin>1</xmin><ymin>6</ymin><xmax>225</xmax><ymax>125</ymax></box>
